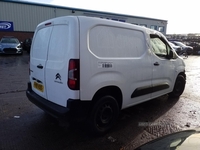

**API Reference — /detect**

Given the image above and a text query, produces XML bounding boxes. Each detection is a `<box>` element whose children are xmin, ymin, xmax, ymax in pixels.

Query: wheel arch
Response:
<box><xmin>169</xmin><ymin>71</ymin><xmax>186</xmax><ymax>98</ymax></box>
<box><xmin>178</xmin><ymin>71</ymin><xmax>186</xmax><ymax>80</ymax></box>
<box><xmin>91</xmin><ymin>86</ymin><xmax>123</xmax><ymax>110</ymax></box>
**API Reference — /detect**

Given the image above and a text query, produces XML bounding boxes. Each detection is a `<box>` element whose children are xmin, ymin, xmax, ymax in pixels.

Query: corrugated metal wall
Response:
<box><xmin>0</xmin><ymin>1</ymin><xmax>167</xmax><ymax>34</ymax></box>
<box><xmin>0</xmin><ymin>1</ymin><xmax>56</xmax><ymax>31</ymax></box>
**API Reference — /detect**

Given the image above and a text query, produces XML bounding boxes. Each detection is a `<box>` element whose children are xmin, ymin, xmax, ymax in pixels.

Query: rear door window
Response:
<box><xmin>48</xmin><ymin>25</ymin><xmax>69</xmax><ymax>61</ymax></box>
<box><xmin>32</xmin><ymin>27</ymin><xmax>52</xmax><ymax>59</ymax></box>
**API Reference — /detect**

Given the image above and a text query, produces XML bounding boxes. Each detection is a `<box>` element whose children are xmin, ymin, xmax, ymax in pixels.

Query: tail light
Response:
<box><xmin>68</xmin><ymin>59</ymin><xmax>80</xmax><ymax>90</ymax></box>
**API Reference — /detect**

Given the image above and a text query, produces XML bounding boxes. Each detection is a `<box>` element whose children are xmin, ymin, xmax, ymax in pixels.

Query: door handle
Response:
<box><xmin>37</xmin><ymin>64</ymin><xmax>43</xmax><ymax>69</ymax></box>
<box><xmin>154</xmin><ymin>62</ymin><xmax>159</xmax><ymax>66</ymax></box>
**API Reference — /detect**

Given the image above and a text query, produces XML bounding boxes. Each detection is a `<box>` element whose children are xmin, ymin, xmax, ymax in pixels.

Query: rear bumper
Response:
<box><xmin>26</xmin><ymin>82</ymin><xmax>91</xmax><ymax>120</ymax></box>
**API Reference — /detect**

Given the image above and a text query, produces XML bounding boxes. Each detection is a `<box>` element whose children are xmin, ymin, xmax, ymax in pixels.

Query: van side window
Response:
<box><xmin>150</xmin><ymin>34</ymin><xmax>170</xmax><ymax>58</ymax></box>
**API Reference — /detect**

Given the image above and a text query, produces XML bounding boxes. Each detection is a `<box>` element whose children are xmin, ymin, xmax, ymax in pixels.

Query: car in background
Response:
<box><xmin>23</xmin><ymin>37</ymin><xmax>32</xmax><ymax>53</ymax></box>
<box><xmin>170</xmin><ymin>41</ymin><xmax>193</xmax><ymax>55</ymax></box>
<box><xmin>188</xmin><ymin>42</ymin><xmax>200</xmax><ymax>55</ymax></box>
<box><xmin>188</xmin><ymin>42</ymin><xmax>200</xmax><ymax>47</ymax></box>
<box><xmin>168</xmin><ymin>41</ymin><xmax>182</xmax><ymax>54</ymax></box>
<box><xmin>0</xmin><ymin>36</ymin><xmax>23</xmax><ymax>55</ymax></box>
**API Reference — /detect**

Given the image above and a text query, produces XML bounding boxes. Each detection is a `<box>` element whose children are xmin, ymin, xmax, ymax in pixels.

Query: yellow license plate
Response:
<box><xmin>33</xmin><ymin>82</ymin><xmax>44</xmax><ymax>92</ymax></box>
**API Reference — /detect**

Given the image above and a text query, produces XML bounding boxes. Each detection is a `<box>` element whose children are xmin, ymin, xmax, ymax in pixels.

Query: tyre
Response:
<box><xmin>89</xmin><ymin>95</ymin><xmax>119</xmax><ymax>135</ymax></box>
<box><xmin>169</xmin><ymin>75</ymin><xmax>186</xmax><ymax>98</ymax></box>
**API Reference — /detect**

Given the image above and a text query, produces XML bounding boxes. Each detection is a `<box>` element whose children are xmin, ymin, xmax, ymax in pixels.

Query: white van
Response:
<box><xmin>26</xmin><ymin>16</ymin><xmax>186</xmax><ymax>134</ymax></box>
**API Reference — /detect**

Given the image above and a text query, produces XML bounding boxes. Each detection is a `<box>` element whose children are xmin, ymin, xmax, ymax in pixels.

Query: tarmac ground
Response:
<box><xmin>0</xmin><ymin>53</ymin><xmax>200</xmax><ymax>150</ymax></box>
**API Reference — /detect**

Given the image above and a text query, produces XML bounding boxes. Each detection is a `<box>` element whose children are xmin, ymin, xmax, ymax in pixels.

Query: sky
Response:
<box><xmin>25</xmin><ymin>0</ymin><xmax>200</xmax><ymax>34</ymax></box>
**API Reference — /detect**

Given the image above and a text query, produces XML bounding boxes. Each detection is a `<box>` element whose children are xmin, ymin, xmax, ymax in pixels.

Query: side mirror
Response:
<box><xmin>167</xmin><ymin>50</ymin><xmax>173</xmax><ymax>59</ymax></box>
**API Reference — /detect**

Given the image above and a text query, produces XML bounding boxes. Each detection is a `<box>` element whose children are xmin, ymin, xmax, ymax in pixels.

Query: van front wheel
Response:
<box><xmin>169</xmin><ymin>75</ymin><xmax>186</xmax><ymax>98</ymax></box>
<box><xmin>89</xmin><ymin>95</ymin><xmax>119</xmax><ymax>135</ymax></box>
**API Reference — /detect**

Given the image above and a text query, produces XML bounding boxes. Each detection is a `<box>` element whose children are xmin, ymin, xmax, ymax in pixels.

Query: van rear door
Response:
<box><xmin>30</xmin><ymin>16</ymin><xmax>79</xmax><ymax>107</ymax></box>
<box><xmin>30</xmin><ymin>25</ymin><xmax>53</xmax><ymax>99</ymax></box>
<box><xmin>45</xmin><ymin>17</ymin><xmax>80</xmax><ymax>107</ymax></box>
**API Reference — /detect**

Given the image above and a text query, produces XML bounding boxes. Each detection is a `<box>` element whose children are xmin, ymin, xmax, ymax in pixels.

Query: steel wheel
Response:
<box><xmin>89</xmin><ymin>95</ymin><xmax>119</xmax><ymax>135</ymax></box>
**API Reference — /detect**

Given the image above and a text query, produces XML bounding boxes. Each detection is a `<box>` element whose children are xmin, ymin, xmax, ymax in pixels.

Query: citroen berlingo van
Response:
<box><xmin>26</xmin><ymin>16</ymin><xmax>186</xmax><ymax>134</ymax></box>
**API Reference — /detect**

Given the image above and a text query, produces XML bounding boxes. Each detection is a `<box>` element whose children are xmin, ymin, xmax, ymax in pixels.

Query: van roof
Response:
<box><xmin>37</xmin><ymin>16</ymin><xmax>163</xmax><ymax>37</ymax></box>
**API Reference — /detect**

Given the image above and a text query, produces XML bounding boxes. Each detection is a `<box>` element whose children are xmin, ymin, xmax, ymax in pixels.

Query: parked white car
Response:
<box><xmin>0</xmin><ymin>36</ymin><xmax>23</xmax><ymax>55</ymax></box>
<box><xmin>26</xmin><ymin>16</ymin><xmax>186</xmax><ymax>134</ymax></box>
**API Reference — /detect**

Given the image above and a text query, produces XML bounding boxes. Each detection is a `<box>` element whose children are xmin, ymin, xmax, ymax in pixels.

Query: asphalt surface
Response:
<box><xmin>0</xmin><ymin>53</ymin><xmax>200</xmax><ymax>150</ymax></box>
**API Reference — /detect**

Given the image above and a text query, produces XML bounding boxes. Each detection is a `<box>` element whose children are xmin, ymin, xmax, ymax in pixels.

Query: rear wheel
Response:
<box><xmin>89</xmin><ymin>95</ymin><xmax>119</xmax><ymax>135</ymax></box>
<box><xmin>169</xmin><ymin>75</ymin><xmax>186</xmax><ymax>98</ymax></box>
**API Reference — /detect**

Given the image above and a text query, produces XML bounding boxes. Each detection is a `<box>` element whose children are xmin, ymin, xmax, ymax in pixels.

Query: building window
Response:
<box><xmin>112</xmin><ymin>19</ymin><xmax>118</xmax><ymax>21</ymax></box>
<box><xmin>158</xmin><ymin>26</ymin><xmax>164</xmax><ymax>32</ymax></box>
<box><xmin>111</xmin><ymin>19</ymin><xmax>125</xmax><ymax>22</ymax></box>
<box><xmin>140</xmin><ymin>24</ymin><xmax>147</xmax><ymax>27</ymax></box>
<box><xmin>150</xmin><ymin>25</ymin><xmax>157</xmax><ymax>30</ymax></box>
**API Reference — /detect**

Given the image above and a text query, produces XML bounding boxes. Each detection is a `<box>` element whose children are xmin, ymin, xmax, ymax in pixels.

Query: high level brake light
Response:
<box><xmin>45</xmin><ymin>22</ymin><xmax>51</xmax><ymax>26</ymax></box>
<box><xmin>68</xmin><ymin>59</ymin><xmax>80</xmax><ymax>90</ymax></box>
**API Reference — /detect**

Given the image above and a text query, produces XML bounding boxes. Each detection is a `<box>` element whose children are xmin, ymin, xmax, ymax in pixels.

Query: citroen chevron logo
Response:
<box><xmin>55</xmin><ymin>73</ymin><xmax>61</xmax><ymax>80</ymax></box>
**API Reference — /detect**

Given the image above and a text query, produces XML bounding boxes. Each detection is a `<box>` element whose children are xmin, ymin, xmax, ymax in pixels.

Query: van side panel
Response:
<box><xmin>79</xmin><ymin>17</ymin><xmax>153</xmax><ymax>109</ymax></box>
